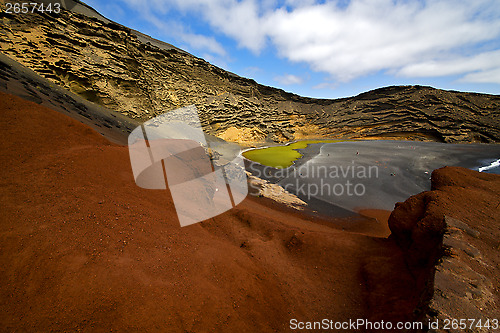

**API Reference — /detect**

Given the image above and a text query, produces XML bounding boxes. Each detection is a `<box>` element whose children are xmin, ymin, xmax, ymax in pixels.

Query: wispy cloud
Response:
<box><xmin>244</xmin><ymin>66</ymin><xmax>263</xmax><ymax>77</ymax></box>
<box><xmin>274</xmin><ymin>74</ymin><xmax>304</xmax><ymax>85</ymax></box>
<box><xmin>460</xmin><ymin>68</ymin><xmax>500</xmax><ymax>84</ymax></box>
<box><xmin>120</xmin><ymin>0</ymin><xmax>227</xmax><ymax>57</ymax></box>
<box><xmin>312</xmin><ymin>81</ymin><xmax>339</xmax><ymax>90</ymax></box>
<box><xmin>135</xmin><ymin>0</ymin><xmax>267</xmax><ymax>53</ymax></box>
<box><xmin>397</xmin><ymin>50</ymin><xmax>500</xmax><ymax>78</ymax></box>
<box><xmin>178</xmin><ymin>32</ymin><xmax>226</xmax><ymax>57</ymax></box>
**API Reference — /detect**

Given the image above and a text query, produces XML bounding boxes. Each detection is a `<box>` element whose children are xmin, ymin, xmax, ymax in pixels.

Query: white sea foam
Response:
<box><xmin>478</xmin><ymin>158</ymin><xmax>500</xmax><ymax>172</ymax></box>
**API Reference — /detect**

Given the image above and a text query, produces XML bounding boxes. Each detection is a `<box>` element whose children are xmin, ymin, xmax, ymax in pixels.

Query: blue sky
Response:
<box><xmin>84</xmin><ymin>0</ymin><xmax>500</xmax><ymax>99</ymax></box>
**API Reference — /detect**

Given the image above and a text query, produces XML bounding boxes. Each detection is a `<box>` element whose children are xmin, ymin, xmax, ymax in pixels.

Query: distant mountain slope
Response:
<box><xmin>1</xmin><ymin>1</ymin><xmax>499</xmax><ymax>143</ymax></box>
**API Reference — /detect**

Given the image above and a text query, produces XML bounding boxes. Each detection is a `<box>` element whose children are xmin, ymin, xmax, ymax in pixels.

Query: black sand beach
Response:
<box><xmin>245</xmin><ymin>140</ymin><xmax>500</xmax><ymax>215</ymax></box>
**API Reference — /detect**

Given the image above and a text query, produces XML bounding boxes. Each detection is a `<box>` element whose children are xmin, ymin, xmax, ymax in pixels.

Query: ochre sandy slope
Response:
<box><xmin>0</xmin><ymin>92</ymin><xmax>420</xmax><ymax>332</ymax></box>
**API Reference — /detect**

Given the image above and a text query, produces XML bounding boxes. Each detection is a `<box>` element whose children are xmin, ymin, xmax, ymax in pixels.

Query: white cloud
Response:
<box><xmin>397</xmin><ymin>50</ymin><xmax>500</xmax><ymax>77</ymax></box>
<box><xmin>120</xmin><ymin>0</ymin><xmax>500</xmax><ymax>84</ymax></box>
<box><xmin>460</xmin><ymin>68</ymin><xmax>500</xmax><ymax>84</ymax></box>
<box><xmin>263</xmin><ymin>0</ymin><xmax>500</xmax><ymax>82</ymax></box>
<box><xmin>274</xmin><ymin>74</ymin><xmax>304</xmax><ymax>85</ymax></box>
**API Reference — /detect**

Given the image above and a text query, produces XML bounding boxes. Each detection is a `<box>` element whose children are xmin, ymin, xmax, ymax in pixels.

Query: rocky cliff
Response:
<box><xmin>1</xmin><ymin>0</ymin><xmax>499</xmax><ymax>144</ymax></box>
<box><xmin>389</xmin><ymin>167</ymin><xmax>500</xmax><ymax>331</ymax></box>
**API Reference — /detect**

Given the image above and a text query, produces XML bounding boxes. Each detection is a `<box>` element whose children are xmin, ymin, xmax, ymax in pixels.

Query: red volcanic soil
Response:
<box><xmin>0</xmin><ymin>92</ymin><xmax>421</xmax><ymax>332</ymax></box>
<box><xmin>389</xmin><ymin>166</ymin><xmax>500</xmax><ymax>322</ymax></box>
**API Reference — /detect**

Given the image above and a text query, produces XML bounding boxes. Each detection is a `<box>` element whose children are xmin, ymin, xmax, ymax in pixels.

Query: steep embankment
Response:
<box><xmin>1</xmin><ymin>91</ymin><xmax>424</xmax><ymax>332</ymax></box>
<box><xmin>389</xmin><ymin>167</ymin><xmax>500</xmax><ymax>330</ymax></box>
<box><xmin>1</xmin><ymin>1</ymin><xmax>499</xmax><ymax>144</ymax></box>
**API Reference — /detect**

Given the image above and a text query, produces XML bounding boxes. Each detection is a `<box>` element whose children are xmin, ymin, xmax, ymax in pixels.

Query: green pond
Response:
<box><xmin>242</xmin><ymin>140</ymin><xmax>342</xmax><ymax>168</ymax></box>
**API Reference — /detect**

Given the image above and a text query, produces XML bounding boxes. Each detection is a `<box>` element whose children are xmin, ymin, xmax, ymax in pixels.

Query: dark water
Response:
<box><xmin>245</xmin><ymin>140</ymin><xmax>500</xmax><ymax>213</ymax></box>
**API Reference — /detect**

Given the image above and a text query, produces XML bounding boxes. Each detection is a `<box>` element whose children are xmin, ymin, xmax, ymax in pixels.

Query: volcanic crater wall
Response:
<box><xmin>1</xmin><ymin>1</ymin><xmax>499</xmax><ymax>143</ymax></box>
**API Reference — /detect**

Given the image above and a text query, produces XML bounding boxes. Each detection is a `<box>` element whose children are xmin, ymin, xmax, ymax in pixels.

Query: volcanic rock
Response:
<box><xmin>1</xmin><ymin>3</ymin><xmax>499</xmax><ymax>144</ymax></box>
<box><xmin>389</xmin><ymin>167</ymin><xmax>500</xmax><ymax>331</ymax></box>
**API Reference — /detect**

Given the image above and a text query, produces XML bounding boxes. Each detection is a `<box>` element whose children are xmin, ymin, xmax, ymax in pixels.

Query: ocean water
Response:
<box><xmin>478</xmin><ymin>158</ymin><xmax>500</xmax><ymax>174</ymax></box>
<box><xmin>245</xmin><ymin>140</ymin><xmax>500</xmax><ymax>213</ymax></box>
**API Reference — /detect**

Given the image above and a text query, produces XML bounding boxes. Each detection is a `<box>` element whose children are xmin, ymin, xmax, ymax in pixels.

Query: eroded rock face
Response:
<box><xmin>389</xmin><ymin>167</ymin><xmax>500</xmax><ymax>330</ymax></box>
<box><xmin>427</xmin><ymin>216</ymin><xmax>496</xmax><ymax>333</ymax></box>
<box><xmin>1</xmin><ymin>4</ymin><xmax>500</xmax><ymax>144</ymax></box>
<box><xmin>389</xmin><ymin>190</ymin><xmax>447</xmax><ymax>270</ymax></box>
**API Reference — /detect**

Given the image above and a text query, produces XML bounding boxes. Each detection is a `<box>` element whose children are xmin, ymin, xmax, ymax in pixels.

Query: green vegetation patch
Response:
<box><xmin>243</xmin><ymin>140</ymin><xmax>341</xmax><ymax>168</ymax></box>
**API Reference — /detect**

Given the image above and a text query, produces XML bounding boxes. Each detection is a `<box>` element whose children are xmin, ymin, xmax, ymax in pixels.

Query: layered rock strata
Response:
<box><xmin>1</xmin><ymin>1</ymin><xmax>499</xmax><ymax>143</ymax></box>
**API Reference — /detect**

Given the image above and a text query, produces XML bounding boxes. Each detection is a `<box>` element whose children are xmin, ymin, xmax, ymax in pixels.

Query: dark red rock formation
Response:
<box><xmin>389</xmin><ymin>167</ymin><xmax>500</xmax><ymax>329</ymax></box>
